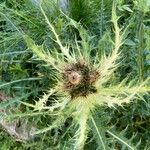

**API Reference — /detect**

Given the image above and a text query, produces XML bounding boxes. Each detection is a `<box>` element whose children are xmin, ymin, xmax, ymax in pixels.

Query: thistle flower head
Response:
<box><xmin>62</xmin><ymin>59</ymin><xmax>100</xmax><ymax>99</ymax></box>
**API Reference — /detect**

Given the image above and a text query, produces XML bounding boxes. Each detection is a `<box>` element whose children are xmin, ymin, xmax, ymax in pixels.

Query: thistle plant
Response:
<box><xmin>2</xmin><ymin>1</ymin><xmax>150</xmax><ymax>150</ymax></box>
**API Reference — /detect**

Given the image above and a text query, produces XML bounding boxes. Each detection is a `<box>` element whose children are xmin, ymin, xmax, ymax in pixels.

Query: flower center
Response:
<box><xmin>62</xmin><ymin>60</ymin><xmax>100</xmax><ymax>99</ymax></box>
<box><xmin>68</xmin><ymin>71</ymin><xmax>81</xmax><ymax>85</ymax></box>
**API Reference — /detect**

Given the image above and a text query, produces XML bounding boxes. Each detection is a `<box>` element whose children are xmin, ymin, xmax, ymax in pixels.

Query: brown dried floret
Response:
<box><xmin>68</xmin><ymin>71</ymin><xmax>82</xmax><ymax>85</ymax></box>
<box><xmin>62</xmin><ymin>59</ymin><xmax>100</xmax><ymax>99</ymax></box>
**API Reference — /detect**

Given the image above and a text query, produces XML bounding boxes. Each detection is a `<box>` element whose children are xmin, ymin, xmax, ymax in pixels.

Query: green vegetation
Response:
<box><xmin>0</xmin><ymin>0</ymin><xmax>150</xmax><ymax>150</ymax></box>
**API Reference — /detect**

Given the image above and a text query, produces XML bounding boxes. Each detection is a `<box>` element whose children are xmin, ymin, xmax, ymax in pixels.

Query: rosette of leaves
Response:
<box><xmin>19</xmin><ymin>2</ymin><xmax>150</xmax><ymax>150</ymax></box>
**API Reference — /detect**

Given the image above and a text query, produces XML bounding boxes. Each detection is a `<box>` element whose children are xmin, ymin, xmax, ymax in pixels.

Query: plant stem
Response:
<box><xmin>136</xmin><ymin>11</ymin><xmax>145</xmax><ymax>82</ymax></box>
